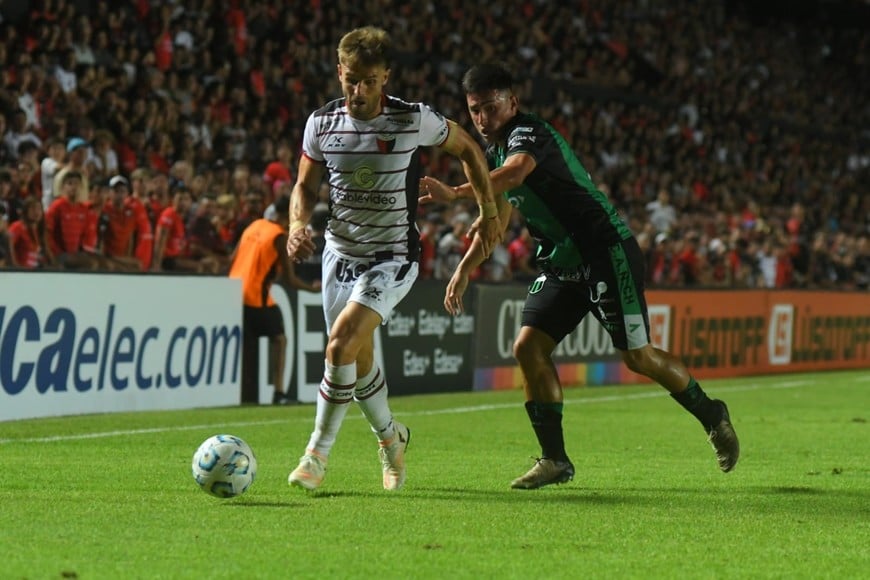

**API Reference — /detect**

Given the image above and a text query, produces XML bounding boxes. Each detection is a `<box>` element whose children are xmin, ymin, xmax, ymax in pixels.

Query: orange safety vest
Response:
<box><xmin>228</xmin><ymin>218</ymin><xmax>284</xmax><ymax>307</ymax></box>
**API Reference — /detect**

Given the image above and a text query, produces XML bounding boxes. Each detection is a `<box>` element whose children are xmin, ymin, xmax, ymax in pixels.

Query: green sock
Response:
<box><xmin>524</xmin><ymin>401</ymin><xmax>569</xmax><ymax>461</ymax></box>
<box><xmin>670</xmin><ymin>378</ymin><xmax>723</xmax><ymax>430</ymax></box>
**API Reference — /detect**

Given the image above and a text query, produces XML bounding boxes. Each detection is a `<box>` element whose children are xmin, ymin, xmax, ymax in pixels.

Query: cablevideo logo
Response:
<box><xmin>0</xmin><ymin>304</ymin><xmax>241</xmax><ymax>395</ymax></box>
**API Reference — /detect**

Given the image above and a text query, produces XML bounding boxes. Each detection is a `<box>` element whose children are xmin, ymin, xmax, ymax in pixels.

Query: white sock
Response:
<box><xmin>354</xmin><ymin>364</ymin><xmax>395</xmax><ymax>442</ymax></box>
<box><xmin>307</xmin><ymin>361</ymin><xmax>356</xmax><ymax>457</ymax></box>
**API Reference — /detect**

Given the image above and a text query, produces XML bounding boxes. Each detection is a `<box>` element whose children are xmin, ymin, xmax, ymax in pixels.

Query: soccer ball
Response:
<box><xmin>192</xmin><ymin>434</ymin><xmax>257</xmax><ymax>498</ymax></box>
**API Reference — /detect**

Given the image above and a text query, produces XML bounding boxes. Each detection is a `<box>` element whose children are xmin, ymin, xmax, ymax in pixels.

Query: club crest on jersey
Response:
<box><xmin>376</xmin><ymin>133</ymin><xmax>396</xmax><ymax>153</ymax></box>
<box><xmin>529</xmin><ymin>274</ymin><xmax>547</xmax><ymax>294</ymax></box>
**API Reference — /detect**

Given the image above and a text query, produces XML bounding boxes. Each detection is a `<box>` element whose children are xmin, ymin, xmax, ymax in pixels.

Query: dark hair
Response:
<box><xmin>273</xmin><ymin>194</ymin><xmax>290</xmax><ymax>215</ymax></box>
<box><xmin>62</xmin><ymin>171</ymin><xmax>83</xmax><ymax>184</ymax></box>
<box><xmin>461</xmin><ymin>62</ymin><xmax>514</xmax><ymax>95</ymax></box>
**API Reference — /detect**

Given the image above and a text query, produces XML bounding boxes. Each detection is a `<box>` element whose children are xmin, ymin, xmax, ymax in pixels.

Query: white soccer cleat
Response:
<box><xmin>378</xmin><ymin>422</ymin><xmax>410</xmax><ymax>491</ymax></box>
<box><xmin>288</xmin><ymin>449</ymin><xmax>327</xmax><ymax>491</ymax></box>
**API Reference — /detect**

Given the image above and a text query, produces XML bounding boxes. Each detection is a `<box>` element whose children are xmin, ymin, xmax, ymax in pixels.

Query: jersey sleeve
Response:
<box><xmin>301</xmin><ymin>112</ymin><xmax>324</xmax><ymax>162</ymax></box>
<box><xmin>505</xmin><ymin>119</ymin><xmax>549</xmax><ymax>162</ymax></box>
<box><xmin>417</xmin><ymin>104</ymin><xmax>450</xmax><ymax>147</ymax></box>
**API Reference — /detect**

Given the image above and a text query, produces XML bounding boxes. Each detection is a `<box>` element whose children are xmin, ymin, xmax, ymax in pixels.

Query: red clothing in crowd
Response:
<box><xmin>129</xmin><ymin>197</ymin><xmax>153</xmax><ymax>270</ymax></box>
<box><xmin>155</xmin><ymin>30</ymin><xmax>173</xmax><ymax>71</ymax></box>
<box><xmin>45</xmin><ymin>196</ymin><xmax>88</xmax><ymax>255</ymax></box>
<box><xmin>263</xmin><ymin>161</ymin><xmax>292</xmax><ymax>187</ymax></box>
<box><xmin>82</xmin><ymin>200</ymin><xmax>102</xmax><ymax>253</ymax></box>
<box><xmin>419</xmin><ymin>231</ymin><xmax>436</xmax><ymax>279</ymax></box>
<box><xmin>507</xmin><ymin>237</ymin><xmax>533</xmax><ymax>271</ymax></box>
<box><xmin>8</xmin><ymin>220</ymin><xmax>43</xmax><ymax>268</ymax></box>
<box><xmin>156</xmin><ymin>206</ymin><xmax>187</xmax><ymax>258</ymax></box>
<box><xmin>675</xmin><ymin>246</ymin><xmax>700</xmax><ymax>284</ymax></box>
<box><xmin>102</xmin><ymin>199</ymin><xmax>138</xmax><ymax>258</ymax></box>
<box><xmin>226</xmin><ymin>6</ymin><xmax>248</xmax><ymax>56</ymax></box>
<box><xmin>775</xmin><ymin>255</ymin><xmax>793</xmax><ymax>288</ymax></box>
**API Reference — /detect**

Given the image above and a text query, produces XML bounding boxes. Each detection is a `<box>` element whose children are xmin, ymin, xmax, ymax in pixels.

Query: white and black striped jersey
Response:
<box><xmin>302</xmin><ymin>95</ymin><xmax>450</xmax><ymax>262</ymax></box>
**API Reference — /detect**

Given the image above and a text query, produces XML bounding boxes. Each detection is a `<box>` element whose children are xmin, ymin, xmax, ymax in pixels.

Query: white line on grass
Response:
<box><xmin>0</xmin><ymin>379</ymin><xmax>814</xmax><ymax>445</ymax></box>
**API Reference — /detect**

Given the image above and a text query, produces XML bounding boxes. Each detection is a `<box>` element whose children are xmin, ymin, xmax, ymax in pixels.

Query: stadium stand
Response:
<box><xmin>0</xmin><ymin>0</ymin><xmax>866</xmax><ymax>289</ymax></box>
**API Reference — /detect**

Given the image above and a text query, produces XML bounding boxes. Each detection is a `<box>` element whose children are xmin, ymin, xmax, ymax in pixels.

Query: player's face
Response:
<box><xmin>338</xmin><ymin>63</ymin><xmax>389</xmax><ymax>121</ymax></box>
<box><xmin>466</xmin><ymin>90</ymin><xmax>518</xmax><ymax>144</ymax></box>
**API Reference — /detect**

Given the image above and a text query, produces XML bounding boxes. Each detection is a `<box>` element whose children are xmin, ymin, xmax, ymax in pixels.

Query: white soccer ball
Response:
<box><xmin>192</xmin><ymin>434</ymin><xmax>257</xmax><ymax>498</ymax></box>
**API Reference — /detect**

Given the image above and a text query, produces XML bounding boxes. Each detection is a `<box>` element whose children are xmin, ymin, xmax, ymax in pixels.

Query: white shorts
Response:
<box><xmin>321</xmin><ymin>246</ymin><xmax>419</xmax><ymax>333</ymax></box>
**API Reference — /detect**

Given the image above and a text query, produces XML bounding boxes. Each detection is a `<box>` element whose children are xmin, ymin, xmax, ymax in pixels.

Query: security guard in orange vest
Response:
<box><xmin>229</xmin><ymin>194</ymin><xmax>321</xmax><ymax>404</ymax></box>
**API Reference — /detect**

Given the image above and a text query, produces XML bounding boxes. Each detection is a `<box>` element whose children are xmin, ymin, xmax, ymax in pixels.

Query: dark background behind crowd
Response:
<box><xmin>0</xmin><ymin>0</ymin><xmax>866</xmax><ymax>290</ymax></box>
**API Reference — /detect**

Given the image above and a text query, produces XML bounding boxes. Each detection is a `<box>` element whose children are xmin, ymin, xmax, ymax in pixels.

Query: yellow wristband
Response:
<box><xmin>479</xmin><ymin>202</ymin><xmax>498</xmax><ymax>219</ymax></box>
<box><xmin>289</xmin><ymin>220</ymin><xmax>307</xmax><ymax>232</ymax></box>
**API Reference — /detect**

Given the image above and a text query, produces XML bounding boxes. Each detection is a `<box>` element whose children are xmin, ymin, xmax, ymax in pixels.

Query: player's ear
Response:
<box><xmin>382</xmin><ymin>67</ymin><xmax>390</xmax><ymax>88</ymax></box>
<box><xmin>336</xmin><ymin>64</ymin><xmax>343</xmax><ymax>82</ymax></box>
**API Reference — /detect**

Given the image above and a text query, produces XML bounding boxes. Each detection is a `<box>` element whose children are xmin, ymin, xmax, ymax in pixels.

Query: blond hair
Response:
<box><xmin>337</xmin><ymin>26</ymin><xmax>391</xmax><ymax>69</ymax></box>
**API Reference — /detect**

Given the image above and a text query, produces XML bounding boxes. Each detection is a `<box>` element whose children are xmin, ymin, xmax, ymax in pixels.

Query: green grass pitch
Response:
<box><xmin>1</xmin><ymin>370</ymin><xmax>868</xmax><ymax>579</ymax></box>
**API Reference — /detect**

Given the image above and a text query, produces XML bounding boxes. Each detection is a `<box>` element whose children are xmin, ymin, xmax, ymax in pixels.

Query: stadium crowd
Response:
<box><xmin>0</xmin><ymin>0</ymin><xmax>866</xmax><ymax>290</ymax></box>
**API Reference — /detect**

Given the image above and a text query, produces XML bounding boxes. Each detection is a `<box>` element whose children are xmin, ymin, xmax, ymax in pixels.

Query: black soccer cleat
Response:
<box><xmin>510</xmin><ymin>458</ymin><xmax>575</xmax><ymax>489</ymax></box>
<box><xmin>272</xmin><ymin>391</ymin><xmax>294</xmax><ymax>405</ymax></box>
<box><xmin>706</xmin><ymin>400</ymin><xmax>739</xmax><ymax>472</ymax></box>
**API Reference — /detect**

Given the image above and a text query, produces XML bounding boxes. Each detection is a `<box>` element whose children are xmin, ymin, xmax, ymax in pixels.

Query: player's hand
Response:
<box><xmin>444</xmin><ymin>270</ymin><xmax>470</xmax><ymax>316</ymax></box>
<box><xmin>286</xmin><ymin>226</ymin><xmax>315</xmax><ymax>262</ymax></box>
<box><xmin>469</xmin><ymin>213</ymin><xmax>502</xmax><ymax>258</ymax></box>
<box><xmin>419</xmin><ymin>176</ymin><xmax>456</xmax><ymax>204</ymax></box>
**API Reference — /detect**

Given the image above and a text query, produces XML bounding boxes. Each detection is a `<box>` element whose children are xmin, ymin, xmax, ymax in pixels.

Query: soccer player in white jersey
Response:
<box><xmin>285</xmin><ymin>26</ymin><xmax>501</xmax><ymax>491</ymax></box>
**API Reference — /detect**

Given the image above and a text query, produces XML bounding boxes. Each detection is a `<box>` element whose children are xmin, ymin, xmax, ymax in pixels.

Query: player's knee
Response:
<box><xmin>326</xmin><ymin>334</ymin><xmax>357</xmax><ymax>363</ymax></box>
<box><xmin>621</xmin><ymin>346</ymin><xmax>653</xmax><ymax>375</ymax></box>
<box><xmin>513</xmin><ymin>336</ymin><xmax>539</xmax><ymax>365</ymax></box>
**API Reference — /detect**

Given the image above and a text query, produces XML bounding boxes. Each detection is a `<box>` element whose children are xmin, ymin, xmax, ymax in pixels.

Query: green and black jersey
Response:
<box><xmin>487</xmin><ymin>112</ymin><xmax>632</xmax><ymax>271</ymax></box>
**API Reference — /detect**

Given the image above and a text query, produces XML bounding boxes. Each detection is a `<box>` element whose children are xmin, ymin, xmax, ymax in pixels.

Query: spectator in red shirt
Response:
<box><xmin>7</xmin><ymin>197</ymin><xmax>52</xmax><ymax>269</ymax></box>
<box><xmin>127</xmin><ymin>169</ymin><xmax>154</xmax><ymax>269</ymax></box>
<box><xmin>186</xmin><ymin>195</ymin><xmax>228</xmax><ymax>273</ymax></box>
<box><xmin>232</xmin><ymin>190</ymin><xmax>264</xmax><ymax>247</ymax></box>
<box><xmin>507</xmin><ymin>226</ymin><xmax>538</xmax><ymax>281</ymax></box>
<box><xmin>214</xmin><ymin>194</ymin><xmax>239</xmax><ymax>255</ymax></box>
<box><xmin>82</xmin><ymin>179</ymin><xmax>108</xmax><ymax>256</ymax></box>
<box><xmin>151</xmin><ymin>185</ymin><xmax>200</xmax><ymax>273</ymax></box>
<box><xmin>774</xmin><ymin>242</ymin><xmax>794</xmax><ymax>288</ymax></box>
<box><xmin>101</xmin><ymin>175</ymin><xmax>146</xmax><ymax>272</ymax></box>
<box><xmin>674</xmin><ymin>233</ymin><xmax>701</xmax><ymax>286</ymax></box>
<box><xmin>417</xmin><ymin>216</ymin><xmax>440</xmax><ymax>279</ymax></box>
<box><xmin>44</xmin><ymin>171</ymin><xmax>99</xmax><ymax>270</ymax></box>
<box><xmin>147</xmin><ymin>172</ymin><xmax>171</xmax><ymax>230</ymax></box>
<box><xmin>262</xmin><ymin>139</ymin><xmax>294</xmax><ymax>202</ymax></box>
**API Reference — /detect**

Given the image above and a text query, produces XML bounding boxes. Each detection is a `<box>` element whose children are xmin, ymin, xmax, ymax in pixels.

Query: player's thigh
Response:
<box><xmin>585</xmin><ymin>238</ymin><xmax>650</xmax><ymax>351</ymax></box>
<box><xmin>321</xmin><ymin>247</ymin><xmax>418</xmax><ymax>332</ymax></box>
<box><xmin>349</xmin><ymin>259</ymin><xmax>418</xmax><ymax>322</ymax></box>
<box><xmin>521</xmin><ymin>273</ymin><xmax>588</xmax><ymax>344</ymax></box>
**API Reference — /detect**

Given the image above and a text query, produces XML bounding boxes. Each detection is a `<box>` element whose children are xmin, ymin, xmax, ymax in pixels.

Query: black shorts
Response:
<box><xmin>243</xmin><ymin>305</ymin><xmax>285</xmax><ymax>338</ymax></box>
<box><xmin>521</xmin><ymin>237</ymin><xmax>650</xmax><ymax>351</ymax></box>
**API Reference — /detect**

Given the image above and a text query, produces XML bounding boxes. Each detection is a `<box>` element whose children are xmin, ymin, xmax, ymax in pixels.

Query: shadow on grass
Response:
<box><xmin>405</xmin><ymin>486</ymin><xmax>648</xmax><ymax>505</ymax></box>
<box><xmin>221</xmin><ymin>500</ymin><xmax>310</xmax><ymax>508</ymax></box>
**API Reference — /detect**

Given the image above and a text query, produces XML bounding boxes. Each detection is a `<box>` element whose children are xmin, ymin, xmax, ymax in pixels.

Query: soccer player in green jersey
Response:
<box><xmin>420</xmin><ymin>62</ymin><xmax>739</xmax><ymax>489</ymax></box>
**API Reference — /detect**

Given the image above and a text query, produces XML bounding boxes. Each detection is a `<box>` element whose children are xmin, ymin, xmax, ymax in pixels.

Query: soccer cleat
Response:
<box><xmin>272</xmin><ymin>391</ymin><xmax>294</xmax><ymax>405</ymax></box>
<box><xmin>510</xmin><ymin>457</ymin><xmax>575</xmax><ymax>490</ymax></box>
<box><xmin>707</xmin><ymin>400</ymin><xmax>739</xmax><ymax>472</ymax></box>
<box><xmin>378</xmin><ymin>422</ymin><xmax>410</xmax><ymax>491</ymax></box>
<box><xmin>288</xmin><ymin>449</ymin><xmax>327</xmax><ymax>491</ymax></box>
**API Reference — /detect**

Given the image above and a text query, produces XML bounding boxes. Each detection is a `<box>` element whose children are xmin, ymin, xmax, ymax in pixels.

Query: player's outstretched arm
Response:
<box><xmin>437</xmin><ymin>120</ymin><xmax>501</xmax><ymax>257</ymax></box>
